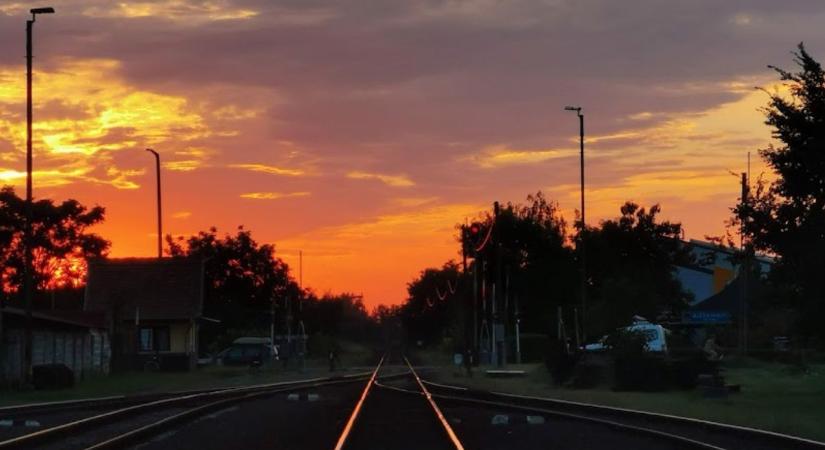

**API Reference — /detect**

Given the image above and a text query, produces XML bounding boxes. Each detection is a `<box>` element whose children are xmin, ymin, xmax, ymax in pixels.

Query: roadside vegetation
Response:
<box><xmin>418</xmin><ymin>351</ymin><xmax>825</xmax><ymax>442</ymax></box>
<box><xmin>401</xmin><ymin>44</ymin><xmax>825</xmax><ymax>442</ymax></box>
<box><xmin>0</xmin><ymin>338</ymin><xmax>376</xmax><ymax>407</ymax></box>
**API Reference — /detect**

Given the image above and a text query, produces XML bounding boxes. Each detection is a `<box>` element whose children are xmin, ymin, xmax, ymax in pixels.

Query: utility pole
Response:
<box><xmin>23</xmin><ymin>7</ymin><xmax>55</xmax><ymax>384</ymax></box>
<box><xmin>740</xmin><ymin>172</ymin><xmax>749</xmax><ymax>356</ymax></box>
<box><xmin>565</xmin><ymin>106</ymin><xmax>587</xmax><ymax>343</ymax></box>
<box><xmin>514</xmin><ymin>294</ymin><xmax>521</xmax><ymax>364</ymax></box>
<box><xmin>472</xmin><ymin>253</ymin><xmax>479</xmax><ymax>356</ymax></box>
<box><xmin>493</xmin><ymin>201</ymin><xmax>503</xmax><ymax>366</ymax></box>
<box><xmin>145</xmin><ymin>149</ymin><xmax>162</xmax><ymax>258</ymax></box>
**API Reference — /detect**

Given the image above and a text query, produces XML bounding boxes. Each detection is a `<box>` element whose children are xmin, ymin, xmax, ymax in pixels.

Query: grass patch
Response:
<box><xmin>417</xmin><ymin>352</ymin><xmax>825</xmax><ymax>442</ymax></box>
<box><xmin>1</xmin><ymin>341</ymin><xmax>378</xmax><ymax>408</ymax></box>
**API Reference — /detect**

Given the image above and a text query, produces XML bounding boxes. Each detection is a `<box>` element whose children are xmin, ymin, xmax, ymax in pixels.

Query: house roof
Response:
<box><xmin>691</xmin><ymin>274</ymin><xmax>763</xmax><ymax>315</ymax></box>
<box><xmin>1</xmin><ymin>307</ymin><xmax>107</xmax><ymax>329</ymax></box>
<box><xmin>84</xmin><ymin>257</ymin><xmax>204</xmax><ymax>321</ymax></box>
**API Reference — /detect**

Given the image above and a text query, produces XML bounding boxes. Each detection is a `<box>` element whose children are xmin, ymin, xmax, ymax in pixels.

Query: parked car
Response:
<box><xmin>583</xmin><ymin>318</ymin><xmax>670</xmax><ymax>355</ymax></box>
<box><xmin>218</xmin><ymin>337</ymin><xmax>279</xmax><ymax>366</ymax></box>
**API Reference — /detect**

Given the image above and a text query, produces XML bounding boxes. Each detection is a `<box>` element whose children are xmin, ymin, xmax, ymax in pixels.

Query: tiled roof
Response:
<box><xmin>2</xmin><ymin>307</ymin><xmax>107</xmax><ymax>329</ymax></box>
<box><xmin>84</xmin><ymin>257</ymin><xmax>204</xmax><ymax>321</ymax></box>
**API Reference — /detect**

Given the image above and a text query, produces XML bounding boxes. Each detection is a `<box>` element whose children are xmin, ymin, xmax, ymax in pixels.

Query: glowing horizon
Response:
<box><xmin>1</xmin><ymin>1</ymin><xmax>819</xmax><ymax>307</ymax></box>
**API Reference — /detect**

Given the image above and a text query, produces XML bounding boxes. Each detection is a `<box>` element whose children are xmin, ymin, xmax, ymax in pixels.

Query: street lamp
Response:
<box><xmin>564</xmin><ymin>105</ymin><xmax>587</xmax><ymax>344</ymax></box>
<box><xmin>23</xmin><ymin>6</ymin><xmax>55</xmax><ymax>384</ymax></box>
<box><xmin>145</xmin><ymin>149</ymin><xmax>162</xmax><ymax>258</ymax></box>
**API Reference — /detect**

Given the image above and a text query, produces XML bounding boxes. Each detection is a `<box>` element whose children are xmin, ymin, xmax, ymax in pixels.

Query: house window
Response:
<box><xmin>138</xmin><ymin>326</ymin><xmax>171</xmax><ymax>352</ymax></box>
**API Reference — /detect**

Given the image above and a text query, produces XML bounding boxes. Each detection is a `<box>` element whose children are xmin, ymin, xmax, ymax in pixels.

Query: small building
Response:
<box><xmin>676</xmin><ymin>239</ymin><xmax>773</xmax><ymax>307</ymax></box>
<box><xmin>84</xmin><ymin>258</ymin><xmax>204</xmax><ymax>372</ymax></box>
<box><xmin>0</xmin><ymin>307</ymin><xmax>110</xmax><ymax>386</ymax></box>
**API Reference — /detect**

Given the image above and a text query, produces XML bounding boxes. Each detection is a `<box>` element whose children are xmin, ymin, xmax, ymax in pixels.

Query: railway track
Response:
<box><xmin>411</xmin><ymin>377</ymin><xmax>825</xmax><ymax>450</ymax></box>
<box><xmin>4</xmin><ymin>357</ymin><xmax>823</xmax><ymax>449</ymax></box>
<box><xmin>334</xmin><ymin>355</ymin><xmax>464</xmax><ymax>450</ymax></box>
<box><xmin>0</xmin><ymin>370</ymin><xmax>394</xmax><ymax>450</ymax></box>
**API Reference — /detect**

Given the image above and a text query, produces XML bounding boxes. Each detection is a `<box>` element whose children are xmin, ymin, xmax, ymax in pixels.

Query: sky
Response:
<box><xmin>1</xmin><ymin>0</ymin><xmax>824</xmax><ymax>308</ymax></box>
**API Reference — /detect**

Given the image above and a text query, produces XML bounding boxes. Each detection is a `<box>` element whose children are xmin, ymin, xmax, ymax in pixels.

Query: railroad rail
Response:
<box><xmin>6</xmin><ymin>358</ymin><xmax>820</xmax><ymax>450</ymax></box>
<box><xmin>333</xmin><ymin>355</ymin><xmax>464</xmax><ymax>450</ymax></box>
<box><xmin>412</xmin><ymin>378</ymin><xmax>825</xmax><ymax>450</ymax></box>
<box><xmin>0</xmin><ymin>370</ymin><xmax>400</xmax><ymax>450</ymax></box>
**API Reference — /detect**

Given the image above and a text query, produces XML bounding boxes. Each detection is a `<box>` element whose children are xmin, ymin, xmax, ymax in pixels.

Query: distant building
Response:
<box><xmin>676</xmin><ymin>239</ymin><xmax>772</xmax><ymax>306</ymax></box>
<box><xmin>0</xmin><ymin>307</ymin><xmax>110</xmax><ymax>386</ymax></box>
<box><xmin>84</xmin><ymin>258</ymin><xmax>204</xmax><ymax>372</ymax></box>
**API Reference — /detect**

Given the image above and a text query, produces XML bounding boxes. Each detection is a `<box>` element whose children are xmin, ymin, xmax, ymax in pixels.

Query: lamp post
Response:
<box><xmin>23</xmin><ymin>6</ymin><xmax>55</xmax><ymax>384</ymax></box>
<box><xmin>145</xmin><ymin>149</ymin><xmax>162</xmax><ymax>258</ymax></box>
<box><xmin>564</xmin><ymin>105</ymin><xmax>586</xmax><ymax>344</ymax></box>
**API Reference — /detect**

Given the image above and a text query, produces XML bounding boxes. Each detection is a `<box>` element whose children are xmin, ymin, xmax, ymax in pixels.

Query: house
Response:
<box><xmin>84</xmin><ymin>258</ymin><xmax>204</xmax><ymax>372</ymax></box>
<box><xmin>0</xmin><ymin>307</ymin><xmax>110</xmax><ymax>386</ymax></box>
<box><xmin>675</xmin><ymin>239</ymin><xmax>773</xmax><ymax>307</ymax></box>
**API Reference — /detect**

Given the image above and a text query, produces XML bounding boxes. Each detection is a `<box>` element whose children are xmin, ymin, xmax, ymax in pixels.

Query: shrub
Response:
<box><xmin>545</xmin><ymin>339</ymin><xmax>579</xmax><ymax>384</ymax></box>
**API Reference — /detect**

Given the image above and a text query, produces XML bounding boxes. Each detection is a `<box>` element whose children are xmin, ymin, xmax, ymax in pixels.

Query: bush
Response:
<box><xmin>518</xmin><ymin>333</ymin><xmax>551</xmax><ymax>362</ymax></box>
<box><xmin>32</xmin><ymin>364</ymin><xmax>74</xmax><ymax>390</ymax></box>
<box><xmin>667</xmin><ymin>355</ymin><xmax>707</xmax><ymax>389</ymax></box>
<box><xmin>613</xmin><ymin>356</ymin><xmax>667</xmax><ymax>391</ymax></box>
<box><xmin>569</xmin><ymin>358</ymin><xmax>608</xmax><ymax>388</ymax></box>
<box><xmin>609</xmin><ymin>328</ymin><xmax>666</xmax><ymax>391</ymax></box>
<box><xmin>545</xmin><ymin>340</ymin><xmax>579</xmax><ymax>385</ymax></box>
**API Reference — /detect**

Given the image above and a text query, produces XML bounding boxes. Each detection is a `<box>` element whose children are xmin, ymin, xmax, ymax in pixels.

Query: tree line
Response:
<box><xmin>0</xmin><ymin>193</ymin><xmax>377</xmax><ymax>352</ymax></box>
<box><xmin>401</xmin><ymin>43</ymin><xmax>825</xmax><ymax>351</ymax></box>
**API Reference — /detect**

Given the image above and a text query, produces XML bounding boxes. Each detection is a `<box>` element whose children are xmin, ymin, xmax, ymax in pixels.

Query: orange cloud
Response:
<box><xmin>81</xmin><ymin>1</ymin><xmax>259</xmax><ymax>22</ymax></box>
<box><xmin>229</xmin><ymin>163</ymin><xmax>307</xmax><ymax>177</ymax></box>
<box><xmin>0</xmin><ymin>58</ymin><xmax>214</xmax><ymax>189</ymax></box>
<box><xmin>346</xmin><ymin>171</ymin><xmax>415</xmax><ymax>187</ymax></box>
<box><xmin>240</xmin><ymin>191</ymin><xmax>311</xmax><ymax>200</ymax></box>
<box><xmin>470</xmin><ymin>144</ymin><xmax>573</xmax><ymax>168</ymax></box>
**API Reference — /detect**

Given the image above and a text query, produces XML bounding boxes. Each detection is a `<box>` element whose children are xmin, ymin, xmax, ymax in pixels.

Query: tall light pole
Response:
<box><xmin>564</xmin><ymin>105</ymin><xmax>586</xmax><ymax>344</ymax></box>
<box><xmin>145</xmin><ymin>149</ymin><xmax>162</xmax><ymax>258</ymax></box>
<box><xmin>23</xmin><ymin>6</ymin><xmax>55</xmax><ymax>384</ymax></box>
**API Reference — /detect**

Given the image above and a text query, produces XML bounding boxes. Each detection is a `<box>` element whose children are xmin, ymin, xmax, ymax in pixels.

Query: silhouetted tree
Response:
<box><xmin>400</xmin><ymin>262</ymin><xmax>463</xmax><ymax>346</ymax></box>
<box><xmin>302</xmin><ymin>292</ymin><xmax>373</xmax><ymax>340</ymax></box>
<box><xmin>166</xmin><ymin>226</ymin><xmax>300</xmax><ymax>342</ymax></box>
<box><xmin>402</xmin><ymin>193</ymin><xmax>577</xmax><ymax>347</ymax></box>
<box><xmin>582</xmin><ymin>202</ymin><xmax>693</xmax><ymax>335</ymax></box>
<box><xmin>469</xmin><ymin>192</ymin><xmax>577</xmax><ymax>334</ymax></box>
<box><xmin>734</xmin><ymin>43</ymin><xmax>825</xmax><ymax>343</ymax></box>
<box><xmin>0</xmin><ymin>186</ymin><xmax>109</xmax><ymax>301</ymax></box>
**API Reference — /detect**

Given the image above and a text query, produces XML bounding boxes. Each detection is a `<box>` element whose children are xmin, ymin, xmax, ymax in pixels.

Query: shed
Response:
<box><xmin>1</xmin><ymin>307</ymin><xmax>110</xmax><ymax>386</ymax></box>
<box><xmin>84</xmin><ymin>257</ymin><xmax>204</xmax><ymax>371</ymax></box>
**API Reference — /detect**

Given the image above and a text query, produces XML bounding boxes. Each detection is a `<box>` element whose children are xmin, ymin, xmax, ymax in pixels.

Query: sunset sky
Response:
<box><xmin>1</xmin><ymin>1</ymin><xmax>824</xmax><ymax>308</ymax></box>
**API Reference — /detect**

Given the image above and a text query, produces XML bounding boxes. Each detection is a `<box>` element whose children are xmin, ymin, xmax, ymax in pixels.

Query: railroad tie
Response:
<box><xmin>286</xmin><ymin>393</ymin><xmax>321</xmax><ymax>402</ymax></box>
<box><xmin>490</xmin><ymin>414</ymin><xmax>546</xmax><ymax>426</ymax></box>
<box><xmin>0</xmin><ymin>419</ymin><xmax>40</xmax><ymax>428</ymax></box>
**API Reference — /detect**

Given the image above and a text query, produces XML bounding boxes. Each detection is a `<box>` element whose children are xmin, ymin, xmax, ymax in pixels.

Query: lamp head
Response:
<box><xmin>30</xmin><ymin>7</ymin><xmax>55</xmax><ymax>14</ymax></box>
<box><xmin>564</xmin><ymin>106</ymin><xmax>581</xmax><ymax>112</ymax></box>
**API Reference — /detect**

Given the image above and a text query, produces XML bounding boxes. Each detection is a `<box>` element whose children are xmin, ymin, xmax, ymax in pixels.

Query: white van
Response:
<box><xmin>584</xmin><ymin>319</ymin><xmax>669</xmax><ymax>355</ymax></box>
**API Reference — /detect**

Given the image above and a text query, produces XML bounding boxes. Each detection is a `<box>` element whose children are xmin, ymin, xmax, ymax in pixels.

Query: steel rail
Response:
<box><xmin>376</xmin><ymin>380</ymin><xmax>724</xmax><ymax>450</ymax></box>
<box><xmin>402</xmin><ymin>357</ymin><xmax>465</xmax><ymax>450</ymax></box>
<box><xmin>0</xmin><ymin>372</ymin><xmax>389</xmax><ymax>418</ymax></box>
<box><xmin>421</xmin><ymin>379</ymin><xmax>825</xmax><ymax>450</ymax></box>
<box><xmin>85</xmin><ymin>375</ymin><xmax>382</xmax><ymax>450</ymax></box>
<box><xmin>333</xmin><ymin>355</ymin><xmax>384</xmax><ymax>450</ymax></box>
<box><xmin>0</xmin><ymin>372</ymin><xmax>383</xmax><ymax>449</ymax></box>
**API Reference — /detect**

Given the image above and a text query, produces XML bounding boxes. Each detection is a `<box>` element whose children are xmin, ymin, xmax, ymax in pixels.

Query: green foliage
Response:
<box><xmin>583</xmin><ymin>202</ymin><xmax>693</xmax><ymax>335</ymax></box>
<box><xmin>606</xmin><ymin>328</ymin><xmax>650</xmax><ymax>358</ymax></box>
<box><xmin>400</xmin><ymin>261</ymin><xmax>463</xmax><ymax>346</ymax></box>
<box><xmin>402</xmin><ymin>192</ymin><xmax>694</xmax><ymax>350</ymax></box>
<box><xmin>734</xmin><ymin>43</ymin><xmax>825</xmax><ymax>344</ymax></box>
<box><xmin>302</xmin><ymin>292</ymin><xmax>375</xmax><ymax>341</ymax></box>
<box><xmin>461</xmin><ymin>192</ymin><xmax>577</xmax><ymax>334</ymax></box>
<box><xmin>166</xmin><ymin>226</ymin><xmax>300</xmax><ymax>345</ymax></box>
<box><xmin>0</xmin><ymin>186</ymin><xmax>109</xmax><ymax>297</ymax></box>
